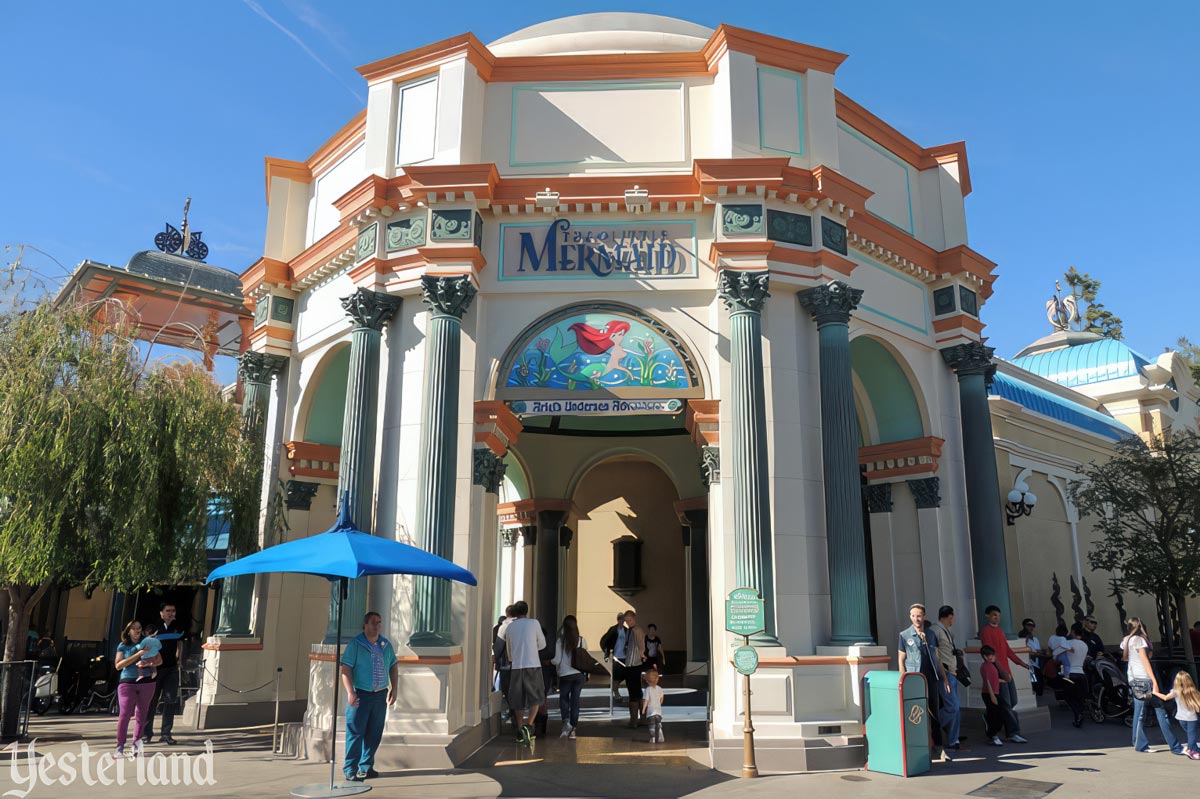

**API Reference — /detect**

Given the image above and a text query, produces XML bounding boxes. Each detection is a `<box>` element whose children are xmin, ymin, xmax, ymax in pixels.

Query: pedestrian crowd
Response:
<box><xmin>899</xmin><ymin>601</ymin><xmax>1200</xmax><ymax>762</ymax></box>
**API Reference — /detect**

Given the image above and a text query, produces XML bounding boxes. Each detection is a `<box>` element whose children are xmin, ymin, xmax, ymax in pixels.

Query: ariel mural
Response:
<box><xmin>505</xmin><ymin>309</ymin><xmax>693</xmax><ymax>391</ymax></box>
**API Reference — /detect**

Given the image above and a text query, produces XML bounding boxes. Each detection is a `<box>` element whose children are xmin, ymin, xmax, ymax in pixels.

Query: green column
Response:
<box><xmin>941</xmin><ymin>342</ymin><xmax>1013</xmax><ymax>634</ymax></box>
<box><xmin>410</xmin><ymin>275</ymin><xmax>477</xmax><ymax>647</ymax></box>
<box><xmin>680</xmin><ymin>508</ymin><xmax>711</xmax><ymax>662</ymax></box>
<box><xmin>323</xmin><ymin>288</ymin><xmax>401</xmax><ymax>642</ymax></box>
<box><xmin>533</xmin><ymin>510</ymin><xmax>568</xmax><ymax>635</ymax></box>
<box><xmin>799</xmin><ymin>281</ymin><xmax>874</xmax><ymax>645</ymax></box>
<box><xmin>718</xmin><ymin>270</ymin><xmax>778</xmax><ymax>645</ymax></box>
<box><xmin>217</xmin><ymin>351</ymin><xmax>286</xmax><ymax>637</ymax></box>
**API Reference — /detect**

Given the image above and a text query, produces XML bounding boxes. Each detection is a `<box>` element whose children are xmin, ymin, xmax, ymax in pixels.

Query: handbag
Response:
<box><xmin>571</xmin><ymin>646</ymin><xmax>606</xmax><ymax>675</ymax></box>
<box><xmin>955</xmin><ymin>656</ymin><xmax>972</xmax><ymax>687</ymax></box>
<box><xmin>1130</xmin><ymin>678</ymin><xmax>1152</xmax><ymax>701</ymax></box>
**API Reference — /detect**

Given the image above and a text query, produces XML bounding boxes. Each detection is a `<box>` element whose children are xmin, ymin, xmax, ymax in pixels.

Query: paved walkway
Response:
<box><xmin>1</xmin><ymin>704</ymin><xmax>1197</xmax><ymax>798</ymax></box>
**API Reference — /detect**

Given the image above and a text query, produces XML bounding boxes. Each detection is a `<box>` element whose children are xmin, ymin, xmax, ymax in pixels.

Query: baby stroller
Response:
<box><xmin>1085</xmin><ymin>656</ymin><xmax>1131</xmax><ymax>724</ymax></box>
<box><xmin>30</xmin><ymin>658</ymin><xmax>61</xmax><ymax>715</ymax></box>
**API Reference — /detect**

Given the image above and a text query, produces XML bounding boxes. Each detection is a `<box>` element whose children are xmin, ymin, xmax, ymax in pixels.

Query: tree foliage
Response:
<box><xmin>0</xmin><ymin>301</ymin><xmax>259</xmax><ymax>692</ymax></box>
<box><xmin>1064</xmin><ymin>266</ymin><xmax>1123</xmax><ymax>340</ymax></box>
<box><xmin>1177</xmin><ymin>336</ymin><xmax>1200</xmax><ymax>383</ymax></box>
<box><xmin>1071</xmin><ymin>431</ymin><xmax>1200</xmax><ymax>667</ymax></box>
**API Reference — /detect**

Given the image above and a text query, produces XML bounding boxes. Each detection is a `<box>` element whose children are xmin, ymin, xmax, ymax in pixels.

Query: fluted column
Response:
<box><xmin>217</xmin><ymin>351</ymin><xmax>286</xmax><ymax>636</ymax></box>
<box><xmin>323</xmin><ymin>288</ymin><xmax>401</xmax><ymax>642</ymax></box>
<box><xmin>718</xmin><ymin>270</ymin><xmax>778</xmax><ymax>645</ymax></box>
<box><xmin>534</xmin><ymin>510</ymin><xmax>568</xmax><ymax>634</ymax></box>
<box><xmin>942</xmin><ymin>342</ymin><xmax>1013</xmax><ymax>633</ymax></box>
<box><xmin>799</xmin><ymin>281</ymin><xmax>874</xmax><ymax>645</ymax></box>
<box><xmin>410</xmin><ymin>275</ymin><xmax>477</xmax><ymax>647</ymax></box>
<box><xmin>680</xmin><ymin>508</ymin><xmax>711</xmax><ymax>662</ymax></box>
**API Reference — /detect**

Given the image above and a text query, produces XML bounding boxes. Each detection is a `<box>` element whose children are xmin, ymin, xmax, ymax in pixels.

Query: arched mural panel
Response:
<box><xmin>497</xmin><ymin>302</ymin><xmax>704</xmax><ymax>400</ymax></box>
<box><xmin>299</xmin><ymin>345</ymin><xmax>350</xmax><ymax>446</ymax></box>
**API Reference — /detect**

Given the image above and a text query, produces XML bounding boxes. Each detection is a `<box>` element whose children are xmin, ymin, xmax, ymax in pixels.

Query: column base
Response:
<box><xmin>408</xmin><ymin>631</ymin><xmax>456</xmax><ymax>648</ymax></box>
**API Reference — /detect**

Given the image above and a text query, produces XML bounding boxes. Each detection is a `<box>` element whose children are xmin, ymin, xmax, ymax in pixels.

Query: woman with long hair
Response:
<box><xmin>1122</xmin><ymin>617</ymin><xmax>1183</xmax><ymax>754</ymax></box>
<box><xmin>113</xmin><ymin>620</ymin><xmax>162</xmax><ymax>758</ymax></box>
<box><xmin>551</xmin><ymin>615</ymin><xmax>587</xmax><ymax>739</ymax></box>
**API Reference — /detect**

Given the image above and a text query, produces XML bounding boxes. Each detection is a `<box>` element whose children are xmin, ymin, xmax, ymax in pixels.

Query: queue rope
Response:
<box><xmin>199</xmin><ymin>662</ymin><xmax>277</xmax><ymax>694</ymax></box>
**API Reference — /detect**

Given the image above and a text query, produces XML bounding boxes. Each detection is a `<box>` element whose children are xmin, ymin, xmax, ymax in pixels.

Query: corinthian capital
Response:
<box><xmin>421</xmin><ymin>275</ymin><xmax>477</xmax><ymax>320</ymax></box>
<box><xmin>237</xmin><ymin>351</ymin><xmax>287</xmax><ymax>385</ymax></box>
<box><xmin>718</xmin><ymin>270</ymin><xmax>770</xmax><ymax>314</ymax></box>
<box><xmin>341</xmin><ymin>288</ymin><xmax>401</xmax><ymax>331</ymax></box>
<box><xmin>797</xmin><ymin>280</ymin><xmax>863</xmax><ymax>327</ymax></box>
<box><xmin>941</xmin><ymin>342</ymin><xmax>996</xmax><ymax>380</ymax></box>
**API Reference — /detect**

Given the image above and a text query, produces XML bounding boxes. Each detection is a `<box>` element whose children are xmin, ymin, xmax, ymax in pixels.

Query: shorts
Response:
<box><xmin>508</xmin><ymin>667</ymin><xmax>546</xmax><ymax>712</ymax></box>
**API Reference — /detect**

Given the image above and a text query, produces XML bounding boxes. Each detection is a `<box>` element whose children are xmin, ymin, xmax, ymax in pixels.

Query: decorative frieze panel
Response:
<box><xmin>385</xmin><ymin>215</ymin><xmax>427</xmax><ymax>251</ymax></box>
<box><xmin>767</xmin><ymin>209</ymin><xmax>813</xmax><ymax>246</ymax></box>
<box><xmin>355</xmin><ymin>222</ymin><xmax>378</xmax><ymax>263</ymax></box>
<box><xmin>430</xmin><ymin>209</ymin><xmax>478</xmax><ymax>242</ymax></box>
<box><xmin>721</xmin><ymin>204</ymin><xmax>765</xmax><ymax>236</ymax></box>
<box><xmin>821</xmin><ymin>217</ymin><xmax>848</xmax><ymax>255</ymax></box>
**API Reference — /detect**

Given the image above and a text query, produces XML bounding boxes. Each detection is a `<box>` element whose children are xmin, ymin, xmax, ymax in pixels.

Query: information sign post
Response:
<box><xmin>725</xmin><ymin>588</ymin><xmax>764</xmax><ymax>778</ymax></box>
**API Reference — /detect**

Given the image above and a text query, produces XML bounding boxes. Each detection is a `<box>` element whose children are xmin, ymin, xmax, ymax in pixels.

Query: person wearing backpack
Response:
<box><xmin>551</xmin><ymin>615</ymin><xmax>587</xmax><ymax>740</ymax></box>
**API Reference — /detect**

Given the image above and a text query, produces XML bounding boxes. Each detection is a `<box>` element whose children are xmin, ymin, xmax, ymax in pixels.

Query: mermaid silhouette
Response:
<box><xmin>568</xmin><ymin>320</ymin><xmax>632</xmax><ymax>373</ymax></box>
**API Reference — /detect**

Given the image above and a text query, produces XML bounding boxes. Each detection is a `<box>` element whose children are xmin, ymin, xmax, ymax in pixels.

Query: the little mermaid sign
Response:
<box><xmin>501</xmin><ymin>306</ymin><xmax>699</xmax><ymax>394</ymax></box>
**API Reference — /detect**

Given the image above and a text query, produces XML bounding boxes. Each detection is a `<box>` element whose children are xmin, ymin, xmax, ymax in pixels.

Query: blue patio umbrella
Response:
<box><xmin>206</xmin><ymin>494</ymin><xmax>476</xmax><ymax>798</ymax></box>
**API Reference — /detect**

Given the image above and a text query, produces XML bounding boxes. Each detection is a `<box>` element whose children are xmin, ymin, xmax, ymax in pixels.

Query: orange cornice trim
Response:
<box><xmin>474</xmin><ymin>400</ymin><xmax>522</xmax><ymax>443</ymax></box>
<box><xmin>357</xmin><ymin>33</ymin><xmax>494</xmax><ymax>83</ymax></box>
<box><xmin>290</xmin><ymin>225</ymin><xmax>356</xmax><ymax>285</ymax></box>
<box><xmin>334</xmin><ymin>174</ymin><xmax>390</xmax><ymax>218</ymax></box>
<box><xmin>704</xmin><ymin>25</ymin><xmax>848</xmax><ymax>74</ymax></box>
<box><xmin>926</xmin><ymin>141</ymin><xmax>972</xmax><ymax>197</ymax></box>
<box><xmin>240</xmin><ymin>257</ymin><xmax>291</xmax><ymax>293</ymax></box>
<box><xmin>357</xmin><ymin>24</ymin><xmax>849</xmax><ymax>88</ymax></box>
<box><xmin>694</xmin><ymin>157</ymin><xmax>791</xmax><ymax>195</ymax></box>
<box><xmin>307</xmin><ymin>110</ymin><xmax>367</xmax><ymax>176</ymax></box>
<box><xmin>402</xmin><ymin>163</ymin><xmax>501</xmax><ymax>202</ymax></box>
<box><xmin>709</xmin><ymin>240</ymin><xmax>775</xmax><ymax>265</ymax></box>
<box><xmin>418</xmin><ymin>245</ymin><xmax>487</xmax><ymax>272</ymax></box>
<box><xmin>812</xmin><ymin>166</ymin><xmax>873</xmax><ymax>213</ymax></box>
<box><xmin>936</xmin><ymin>245</ymin><xmax>997</xmax><ymax>299</ymax></box>
<box><xmin>932</xmin><ymin>315</ymin><xmax>985</xmax><ymax>335</ymax></box>
<box><xmin>202</xmin><ymin>642</ymin><xmax>264</xmax><ymax>652</ymax></box>
<box><xmin>835</xmin><ymin>91</ymin><xmax>934</xmax><ymax>169</ymax></box>
<box><xmin>286</xmin><ymin>441</ymin><xmax>341</xmax><ymax>463</ymax></box>
<box><xmin>849</xmin><ymin>212</ymin><xmax>937</xmax><ymax>268</ymax></box>
<box><xmin>768</xmin><ymin>246</ymin><xmax>855</xmax><ymax>277</ymax></box>
<box><xmin>264</xmin><ymin>158</ymin><xmax>312</xmax><ymax>204</ymax></box>
<box><xmin>859</xmin><ymin>436</ymin><xmax>944</xmax><ymax>463</ymax></box>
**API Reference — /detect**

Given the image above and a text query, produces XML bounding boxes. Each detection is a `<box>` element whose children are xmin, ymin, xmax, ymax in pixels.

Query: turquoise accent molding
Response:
<box><xmin>509</xmin><ymin>81</ymin><xmax>686</xmax><ymax>168</ymax></box>
<box><xmin>757</xmin><ymin>66</ymin><xmax>804</xmax><ymax>157</ymax></box>
<box><xmin>848</xmin><ymin>251</ymin><xmax>930</xmax><ymax>334</ymax></box>
<box><xmin>850</xmin><ymin>337</ymin><xmax>923</xmax><ymax>443</ymax></box>
<box><xmin>837</xmin><ymin>122</ymin><xmax>914</xmax><ymax>234</ymax></box>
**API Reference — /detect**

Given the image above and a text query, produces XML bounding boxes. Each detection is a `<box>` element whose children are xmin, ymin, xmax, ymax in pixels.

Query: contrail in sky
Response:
<box><xmin>242</xmin><ymin>0</ymin><xmax>365</xmax><ymax>104</ymax></box>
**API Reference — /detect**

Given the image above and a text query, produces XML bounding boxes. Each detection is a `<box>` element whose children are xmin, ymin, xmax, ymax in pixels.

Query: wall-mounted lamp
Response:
<box><xmin>1005</xmin><ymin>481</ymin><xmax>1037</xmax><ymax>525</ymax></box>
<box><xmin>535</xmin><ymin>187</ymin><xmax>560</xmax><ymax>212</ymax></box>
<box><xmin>624</xmin><ymin>185</ymin><xmax>651</xmax><ymax>214</ymax></box>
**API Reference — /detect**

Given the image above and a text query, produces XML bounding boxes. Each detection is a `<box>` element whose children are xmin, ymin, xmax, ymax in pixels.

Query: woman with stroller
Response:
<box><xmin>1122</xmin><ymin>617</ymin><xmax>1184</xmax><ymax>754</ymax></box>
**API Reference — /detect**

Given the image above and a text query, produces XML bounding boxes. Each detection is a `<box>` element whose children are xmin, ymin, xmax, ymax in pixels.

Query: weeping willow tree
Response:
<box><xmin>0</xmin><ymin>301</ymin><xmax>259</xmax><ymax>736</ymax></box>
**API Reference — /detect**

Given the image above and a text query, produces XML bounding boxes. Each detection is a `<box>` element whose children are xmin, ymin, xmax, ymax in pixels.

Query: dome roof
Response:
<box><xmin>487</xmin><ymin>13</ymin><xmax>713</xmax><ymax>57</ymax></box>
<box><xmin>124</xmin><ymin>250</ymin><xmax>242</xmax><ymax>298</ymax></box>
<box><xmin>1010</xmin><ymin>338</ymin><xmax>1150</xmax><ymax>389</ymax></box>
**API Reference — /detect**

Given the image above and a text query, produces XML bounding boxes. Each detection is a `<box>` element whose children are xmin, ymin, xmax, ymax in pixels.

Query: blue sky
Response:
<box><xmin>2</xmin><ymin>1</ymin><xmax>1197</xmax><ymax>383</ymax></box>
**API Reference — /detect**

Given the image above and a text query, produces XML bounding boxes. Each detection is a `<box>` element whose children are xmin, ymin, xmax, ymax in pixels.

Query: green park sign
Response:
<box><xmin>725</xmin><ymin>587</ymin><xmax>765</xmax><ymax>636</ymax></box>
<box><xmin>733</xmin><ymin>645</ymin><xmax>759</xmax><ymax>676</ymax></box>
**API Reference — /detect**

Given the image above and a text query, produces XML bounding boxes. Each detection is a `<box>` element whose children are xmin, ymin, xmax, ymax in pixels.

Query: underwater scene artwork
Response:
<box><xmin>506</xmin><ymin>312</ymin><xmax>693</xmax><ymax>390</ymax></box>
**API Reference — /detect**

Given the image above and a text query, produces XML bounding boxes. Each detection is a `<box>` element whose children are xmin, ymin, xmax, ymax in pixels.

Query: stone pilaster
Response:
<box><xmin>678</xmin><ymin>507</ymin><xmax>711</xmax><ymax>662</ymax></box>
<box><xmin>216</xmin><ymin>351</ymin><xmax>286</xmax><ymax>637</ymax></box>
<box><xmin>323</xmin><ymin>288</ymin><xmax>400</xmax><ymax>642</ymax></box>
<box><xmin>410</xmin><ymin>275</ymin><xmax>477</xmax><ymax>647</ymax></box>
<box><xmin>942</xmin><ymin>342</ymin><xmax>1013</xmax><ymax>633</ymax></box>
<box><xmin>799</xmin><ymin>280</ymin><xmax>873</xmax><ymax>645</ymax></box>
<box><xmin>533</xmin><ymin>509</ymin><xmax>568</xmax><ymax>635</ymax></box>
<box><xmin>718</xmin><ymin>269</ymin><xmax>778</xmax><ymax>645</ymax></box>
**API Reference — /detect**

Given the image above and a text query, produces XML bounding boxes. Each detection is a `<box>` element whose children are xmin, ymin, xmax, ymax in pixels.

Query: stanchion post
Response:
<box><xmin>273</xmin><ymin>666</ymin><xmax>282</xmax><ymax>754</ymax></box>
<box><xmin>195</xmin><ymin>660</ymin><xmax>206</xmax><ymax>732</ymax></box>
<box><xmin>741</xmin><ymin>634</ymin><xmax>758</xmax><ymax>778</ymax></box>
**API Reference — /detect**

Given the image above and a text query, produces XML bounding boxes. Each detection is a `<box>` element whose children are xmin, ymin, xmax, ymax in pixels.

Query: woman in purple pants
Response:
<box><xmin>113</xmin><ymin>620</ymin><xmax>161</xmax><ymax>758</ymax></box>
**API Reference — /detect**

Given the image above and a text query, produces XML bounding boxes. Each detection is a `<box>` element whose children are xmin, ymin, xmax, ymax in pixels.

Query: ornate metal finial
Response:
<box><xmin>1045</xmin><ymin>277</ymin><xmax>1079</xmax><ymax>332</ymax></box>
<box><xmin>154</xmin><ymin>197</ymin><xmax>209</xmax><ymax>261</ymax></box>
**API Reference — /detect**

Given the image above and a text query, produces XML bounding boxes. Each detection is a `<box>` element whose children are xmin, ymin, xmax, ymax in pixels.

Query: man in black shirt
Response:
<box><xmin>144</xmin><ymin>602</ymin><xmax>184</xmax><ymax>745</ymax></box>
<box><xmin>1080</xmin><ymin>616</ymin><xmax>1105</xmax><ymax>659</ymax></box>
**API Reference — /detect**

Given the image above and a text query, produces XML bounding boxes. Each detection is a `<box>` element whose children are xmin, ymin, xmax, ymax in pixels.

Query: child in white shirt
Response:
<box><xmin>641</xmin><ymin>668</ymin><xmax>665</xmax><ymax>743</ymax></box>
<box><xmin>1046</xmin><ymin>623</ymin><xmax>1074</xmax><ymax>684</ymax></box>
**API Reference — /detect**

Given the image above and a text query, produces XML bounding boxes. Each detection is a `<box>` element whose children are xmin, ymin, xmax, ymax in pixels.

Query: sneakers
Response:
<box><xmin>355</xmin><ymin>771</ymin><xmax>369</xmax><ymax>780</ymax></box>
<box><xmin>1008</xmin><ymin>734</ymin><xmax>1028</xmax><ymax>744</ymax></box>
<box><xmin>130</xmin><ymin>742</ymin><xmax>144</xmax><ymax>758</ymax></box>
<box><xmin>1188</xmin><ymin>751</ymin><xmax>1200</xmax><ymax>761</ymax></box>
<box><xmin>568</xmin><ymin>728</ymin><xmax>576</xmax><ymax>740</ymax></box>
<box><xmin>657</xmin><ymin>731</ymin><xmax>666</xmax><ymax>743</ymax></box>
<box><xmin>114</xmin><ymin>747</ymin><xmax>126</xmax><ymax>760</ymax></box>
<box><xmin>990</xmin><ymin>736</ymin><xmax>1003</xmax><ymax>746</ymax></box>
<box><xmin>517</xmin><ymin>724</ymin><xmax>535</xmax><ymax>746</ymax></box>
<box><xmin>1062</xmin><ymin>677</ymin><xmax>1075</xmax><ymax>684</ymax></box>
<box><xmin>560</xmin><ymin>723</ymin><xmax>572</xmax><ymax>739</ymax></box>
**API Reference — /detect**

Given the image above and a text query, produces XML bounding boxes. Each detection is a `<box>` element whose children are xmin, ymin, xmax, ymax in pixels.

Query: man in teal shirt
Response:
<box><xmin>340</xmin><ymin>611</ymin><xmax>399</xmax><ymax>781</ymax></box>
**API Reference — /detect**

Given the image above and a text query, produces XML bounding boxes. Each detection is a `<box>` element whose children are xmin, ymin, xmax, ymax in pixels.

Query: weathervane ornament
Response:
<box><xmin>154</xmin><ymin>197</ymin><xmax>209</xmax><ymax>261</ymax></box>
<box><xmin>1045</xmin><ymin>279</ymin><xmax>1079</xmax><ymax>332</ymax></box>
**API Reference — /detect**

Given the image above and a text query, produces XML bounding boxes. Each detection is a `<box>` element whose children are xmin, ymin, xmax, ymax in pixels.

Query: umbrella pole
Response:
<box><xmin>330</xmin><ymin>577</ymin><xmax>345</xmax><ymax>791</ymax></box>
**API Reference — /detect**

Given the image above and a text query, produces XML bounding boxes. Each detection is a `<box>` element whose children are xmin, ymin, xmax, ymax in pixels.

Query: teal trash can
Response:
<box><xmin>861</xmin><ymin>671</ymin><xmax>930</xmax><ymax>777</ymax></box>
